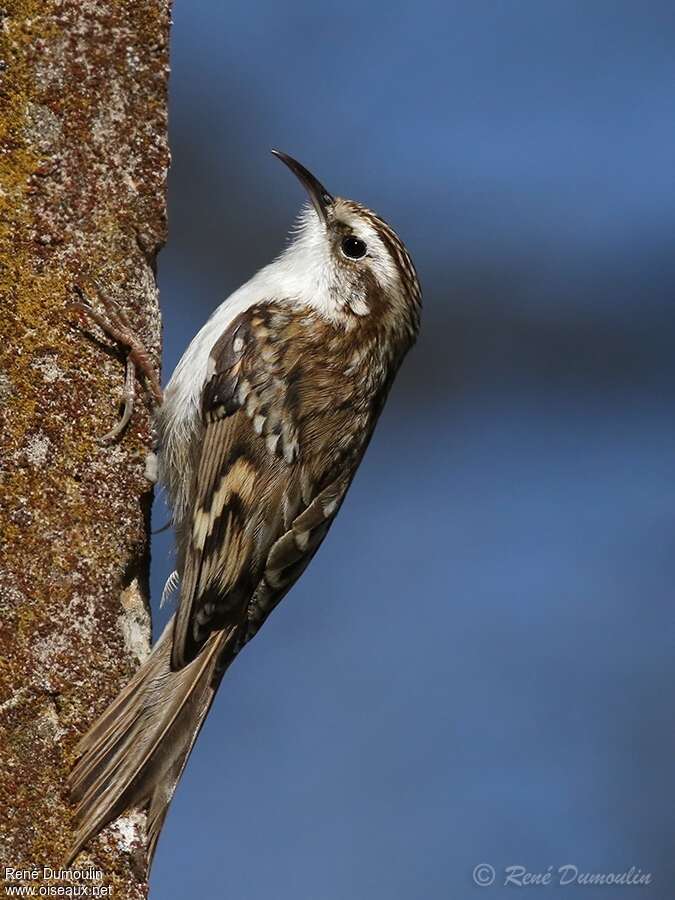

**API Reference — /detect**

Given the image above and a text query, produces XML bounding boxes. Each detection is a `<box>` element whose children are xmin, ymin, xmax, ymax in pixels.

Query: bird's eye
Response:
<box><xmin>341</xmin><ymin>236</ymin><xmax>367</xmax><ymax>260</ymax></box>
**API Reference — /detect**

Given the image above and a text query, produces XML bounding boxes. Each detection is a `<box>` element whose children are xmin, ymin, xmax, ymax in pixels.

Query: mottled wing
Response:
<box><xmin>170</xmin><ymin>306</ymin><xmax>355</xmax><ymax>670</ymax></box>
<box><xmin>243</xmin><ymin>471</ymin><xmax>351</xmax><ymax>642</ymax></box>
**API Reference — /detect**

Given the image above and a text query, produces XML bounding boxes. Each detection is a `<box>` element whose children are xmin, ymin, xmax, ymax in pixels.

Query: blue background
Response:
<box><xmin>151</xmin><ymin>2</ymin><xmax>675</xmax><ymax>897</ymax></box>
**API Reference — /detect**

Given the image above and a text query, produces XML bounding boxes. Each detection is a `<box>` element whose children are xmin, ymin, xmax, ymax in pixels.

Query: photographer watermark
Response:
<box><xmin>2</xmin><ymin>867</ymin><xmax>112</xmax><ymax>897</ymax></box>
<box><xmin>472</xmin><ymin>863</ymin><xmax>652</xmax><ymax>888</ymax></box>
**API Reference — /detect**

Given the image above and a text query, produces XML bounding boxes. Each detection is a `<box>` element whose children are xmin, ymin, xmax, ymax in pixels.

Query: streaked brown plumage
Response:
<box><xmin>67</xmin><ymin>152</ymin><xmax>421</xmax><ymax>866</ymax></box>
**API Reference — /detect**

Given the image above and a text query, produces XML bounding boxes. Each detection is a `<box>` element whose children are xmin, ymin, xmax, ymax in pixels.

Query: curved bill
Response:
<box><xmin>272</xmin><ymin>149</ymin><xmax>334</xmax><ymax>225</ymax></box>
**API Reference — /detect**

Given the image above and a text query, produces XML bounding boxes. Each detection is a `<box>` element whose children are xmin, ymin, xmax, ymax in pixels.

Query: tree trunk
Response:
<box><xmin>0</xmin><ymin>2</ymin><xmax>171</xmax><ymax>897</ymax></box>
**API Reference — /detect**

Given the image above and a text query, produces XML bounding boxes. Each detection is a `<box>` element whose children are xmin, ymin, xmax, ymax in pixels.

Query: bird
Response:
<box><xmin>66</xmin><ymin>150</ymin><xmax>421</xmax><ymax>866</ymax></box>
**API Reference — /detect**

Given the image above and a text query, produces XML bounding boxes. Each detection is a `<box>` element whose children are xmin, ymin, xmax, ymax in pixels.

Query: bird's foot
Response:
<box><xmin>71</xmin><ymin>283</ymin><xmax>163</xmax><ymax>445</ymax></box>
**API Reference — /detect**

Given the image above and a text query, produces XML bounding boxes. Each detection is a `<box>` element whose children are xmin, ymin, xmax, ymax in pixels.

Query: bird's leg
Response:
<box><xmin>72</xmin><ymin>283</ymin><xmax>163</xmax><ymax>445</ymax></box>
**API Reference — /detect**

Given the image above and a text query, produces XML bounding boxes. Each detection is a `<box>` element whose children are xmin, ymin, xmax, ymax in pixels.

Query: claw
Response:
<box><xmin>71</xmin><ymin>283</ymin><xmax>163</xmax><ymax>444</ymax></box>
<box><xmin>98</xmin><ymin>357</ymin><xmax>136</xmax><ymax>445</ymax></box>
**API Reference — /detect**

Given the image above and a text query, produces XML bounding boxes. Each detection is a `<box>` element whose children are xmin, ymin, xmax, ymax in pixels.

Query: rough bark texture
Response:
<box><xmin>0</xmin><ymin>2</ymin><xmax>170</xmax><ymax>897</ymax></box>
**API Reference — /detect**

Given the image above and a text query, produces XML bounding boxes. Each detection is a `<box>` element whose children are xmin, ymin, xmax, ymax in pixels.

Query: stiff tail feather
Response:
<box><xmin>66</xmin><ymin>617</ymin><xmax>235</xmax><ymax>866</ymax></box>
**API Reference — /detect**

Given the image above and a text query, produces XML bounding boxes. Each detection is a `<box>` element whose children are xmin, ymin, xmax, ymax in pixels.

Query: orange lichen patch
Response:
<box><xmin>0</xmin><ymin>2</ymin><xmax>171</xmax><ymax>897</ymax></box>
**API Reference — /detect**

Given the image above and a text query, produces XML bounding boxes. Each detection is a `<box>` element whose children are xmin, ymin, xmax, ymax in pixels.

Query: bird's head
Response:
<box><xmin>272</xmin><ymin>150</ymin><xmax>421</xmax><ymax>339</ymax></box>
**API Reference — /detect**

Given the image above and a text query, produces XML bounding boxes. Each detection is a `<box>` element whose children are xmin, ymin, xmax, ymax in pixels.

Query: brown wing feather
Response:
<box><xmin>171</xmin><ymin>303</ymin><xmax>373</xmax><ymax>670</ymax></box>
<box><xmin>171</xmin><ymin>307</ymin><xmax>302</xmax><ymax>669</ymax></box>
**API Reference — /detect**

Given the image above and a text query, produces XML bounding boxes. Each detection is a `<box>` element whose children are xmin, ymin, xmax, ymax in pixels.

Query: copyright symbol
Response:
<box><xmin>473</xmin><ymin>863</ymin><xmax>495</xmax><ymax>887</ymax></box>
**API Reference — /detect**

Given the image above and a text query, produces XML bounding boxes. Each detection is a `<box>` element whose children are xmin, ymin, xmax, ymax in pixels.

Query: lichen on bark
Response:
<box><xmin>0</xmin><ymin>2</ymin><xmax>171</xmax><ymax>897</ymax></box>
